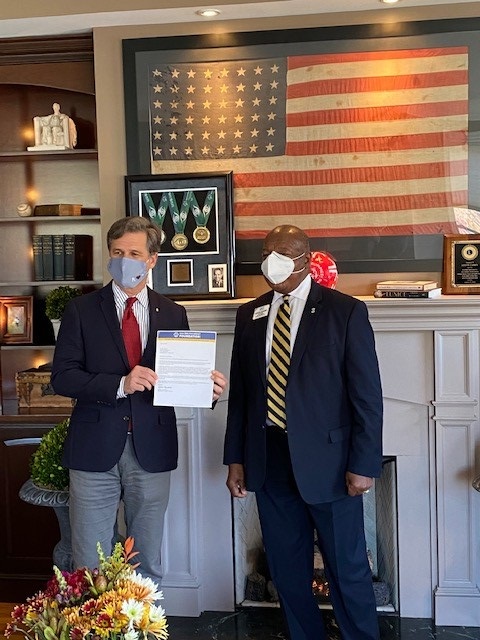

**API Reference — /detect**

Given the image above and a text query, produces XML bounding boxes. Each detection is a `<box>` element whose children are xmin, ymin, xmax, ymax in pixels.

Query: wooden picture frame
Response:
<box><xmin>122</xmin><ymin>19</ymin><xmax>480</xmax><ymax>274</ymax></box>
<box><xmin>125</xmin><ymin>171</ymin><xmax>235</xmax><ymax>299</ymax></box>
<box><xmin>0</xmin><ymin>296</ymin><xmax>33</xmax><ymax>344</ymax></box>
<box><xmin>442</xmin><ymin>234</ymin><xmax>480</xmax><ymax>294</ymax></box>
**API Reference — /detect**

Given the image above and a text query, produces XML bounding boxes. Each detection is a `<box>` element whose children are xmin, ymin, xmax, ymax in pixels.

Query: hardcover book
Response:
<box><xmin>52</xmin><ymin>234</ymin><xmax>65</xmax><ymax>280</ymax></box>
<box><xmin>64</xmin><ymin>234</ymin><xmax>93</xmax><ymax>280</ymax></box>
<box><xmin>32</xmin><ymin>234</ymin><xmax>44</xmax><ymax>281</ymax></box>
<box><xmin>34</xmin><ymin>203</ymin><xmax>83</xmax><ymax>217</ymax></box>
<box><xmin>376</xmin><ymin>280</ymin><xmax>438</xmax><ymax>291</ymax></box>
<box><xmin>41</xmin><ymin>234</ymin><xmax>54</xmax><ymax>281</ymax></box>
<box><xmin>374</xmin><ymin>288</ymin><xmax>442</xmax><ymax>299</ymax></box>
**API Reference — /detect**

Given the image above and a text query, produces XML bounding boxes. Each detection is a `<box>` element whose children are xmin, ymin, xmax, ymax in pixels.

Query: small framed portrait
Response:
<box><xmin>208</xmin><ymin>263</ymin><xmax>227</xmax><ymax>293</ymax></box>
<box><xmin>0</xmin><ymin>296</ymin><xmax>33</xmax><ymax>344</ymax></box>
<box><xmin>125</xmin><ymin>171</ymin><xmax>235</xmax><ymax>299</ymax></box>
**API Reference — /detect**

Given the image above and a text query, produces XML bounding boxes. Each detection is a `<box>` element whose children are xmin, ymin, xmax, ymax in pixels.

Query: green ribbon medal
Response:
<box><xmin>142</xmin><ymin>192</ymin><xmax>167</xmax><ymax>244</ymax></box>
<box><xmin>168</xmin><ymin>191</ymin><xmax>192</xmax><ymax>250</ymax></box>
<box><xmin>191</xmin><ymin>190</ymin><xmax>215</xmax><ymax>244</ymax></box>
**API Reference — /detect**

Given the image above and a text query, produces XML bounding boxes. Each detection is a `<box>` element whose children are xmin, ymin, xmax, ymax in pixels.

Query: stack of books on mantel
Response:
<box><xmin>373</xmin><ymin>280</ymin><xmax>442</xmax><ymax>299</ymax></box>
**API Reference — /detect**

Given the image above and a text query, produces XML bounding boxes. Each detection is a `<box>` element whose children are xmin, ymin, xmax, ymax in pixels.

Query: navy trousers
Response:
<box><xmin>255</xmin><ymin>425</ymin><xmax>380</xmax><ymax>640</ymax></box>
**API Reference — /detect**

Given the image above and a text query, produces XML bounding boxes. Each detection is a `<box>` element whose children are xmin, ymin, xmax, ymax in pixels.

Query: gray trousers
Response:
<box><xmin>69</xmin><ymin>434</ymin><xmax>171</xmax><ymax>584</ymax></box>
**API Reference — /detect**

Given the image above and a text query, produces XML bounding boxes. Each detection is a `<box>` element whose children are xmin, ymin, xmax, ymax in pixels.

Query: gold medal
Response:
<box><xmin>160</xmin><ymin>229</ymin><xmax>166</xmax><ymax>245</ymax></box>
<box><xmin>193</xmin><ymin>226</ymin><xmax>210</xmax><ymax>244</ymax></box>
<box><xmin>172</xmin><ymin>233</ymin><xmax>188</xmax><ymax>250</ymax></box>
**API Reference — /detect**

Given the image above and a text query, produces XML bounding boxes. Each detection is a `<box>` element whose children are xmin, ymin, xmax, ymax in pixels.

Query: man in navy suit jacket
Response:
<box><xmin>224</xmin><ymin>225</ymin><xmax>383</xmax><ymax>640</ymax></box>
<box><xmin>52</xmin><ymin>216</ymin><xmax>226</xmax><ymax>584</ymax></box>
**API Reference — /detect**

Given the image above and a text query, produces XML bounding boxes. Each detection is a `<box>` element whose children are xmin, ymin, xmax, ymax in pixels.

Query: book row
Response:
<box><xmin>32</xmin><ymin>234</ymin><xmax>93</xmax><ymax>281</ymax></box>
<box><xmin>373</xmin><ymin>288</ymin><xmax>442</xmax><ymax>299</ymax></box>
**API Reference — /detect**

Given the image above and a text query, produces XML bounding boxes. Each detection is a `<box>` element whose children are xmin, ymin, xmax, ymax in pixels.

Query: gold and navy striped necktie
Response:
<box><xmin>267</xmin><ymin>295</ymin><xmax>291</xmax><ymax>430</ymax></box>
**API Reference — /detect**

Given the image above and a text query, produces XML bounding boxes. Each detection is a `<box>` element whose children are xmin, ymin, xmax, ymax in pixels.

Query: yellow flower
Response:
<box><xmin>6</xmin><ymin>538</ymin><xmax>168</xmax><ymax>640</ymax></box>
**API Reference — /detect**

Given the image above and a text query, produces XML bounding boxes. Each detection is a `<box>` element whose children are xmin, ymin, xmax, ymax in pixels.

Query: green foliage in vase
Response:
<box><xmin>30</xmin><ymin>419</ymin><xmax>70</xmax><ymax>491</ymax></box>
<box><xmin>45</xmin><ymin>285</ymin><xmax>81</xmax><ymax>320</ymax></box>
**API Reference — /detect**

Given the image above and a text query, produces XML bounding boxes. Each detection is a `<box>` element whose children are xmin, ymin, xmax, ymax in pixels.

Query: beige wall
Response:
<box><xmin>93</xmin><ymin>5</ymin><xmax>479</xmax><ymax>296</ymax></box>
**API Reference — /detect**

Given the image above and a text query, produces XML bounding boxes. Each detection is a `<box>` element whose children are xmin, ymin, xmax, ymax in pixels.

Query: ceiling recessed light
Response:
<box><xmin>380</xmin><ymin>0</ymin><xmax>400</xmax><ymax>4</ymax></box>
<box><xmin>196</xmin><ymin>8</ymin><xmax>221</xmax><ymax>18</ymax></box>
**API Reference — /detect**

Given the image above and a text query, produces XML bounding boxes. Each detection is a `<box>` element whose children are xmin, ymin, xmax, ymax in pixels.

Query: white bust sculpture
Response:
<box><xmin>28</xmin><ymin>103</ymin><xmax>77</xmax><ymax>151</ymax></box>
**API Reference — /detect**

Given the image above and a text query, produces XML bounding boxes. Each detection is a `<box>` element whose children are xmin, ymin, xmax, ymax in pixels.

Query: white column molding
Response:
<box><xmin>160</xmin><ymin>408</ymin><xmax>202</xmax><ymax>615</ymax></box>
<box><xmin>433</xmin><ymin>330</ymin><xmax>480</xmax><ymax>626</ymax></box>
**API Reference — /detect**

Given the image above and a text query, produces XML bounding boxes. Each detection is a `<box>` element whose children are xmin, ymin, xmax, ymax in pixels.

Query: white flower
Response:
<box><xmin>129</xmin><ymin>572</ymin><xmax>164</xmax><ymax>602</ymax></box>
<box><xmin>149</xmin><ymin>603</ymin><xmax>166</xmax><ymax>623</ymax></box>
<box><xmin>124</xmin><ymin>628</ymin><xmax>140</xmax><ymax>640</ymax></box>
<box><xmin>121</xmin><ymin>598</ymin><xmax>144</xmax><ymax>625</ymax></box>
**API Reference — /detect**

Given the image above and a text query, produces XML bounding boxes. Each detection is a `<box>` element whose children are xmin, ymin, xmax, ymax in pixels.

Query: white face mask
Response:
<box><xmin>261</xmin><ymin>251</ymin><xmax>306</xmax><ymax>284</ymax></box>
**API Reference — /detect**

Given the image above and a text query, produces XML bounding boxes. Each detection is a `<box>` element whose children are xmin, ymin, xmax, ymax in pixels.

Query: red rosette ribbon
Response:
<box><xmin>309</xmin><ymin>251</ymin><xmax>338</xmax><ymax>289</ymax></box>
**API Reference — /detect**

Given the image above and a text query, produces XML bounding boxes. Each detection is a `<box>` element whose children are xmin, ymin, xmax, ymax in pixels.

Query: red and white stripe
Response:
<box><xmin>153</xmin><ymin>47</ymin><xmax>468</xmax><ymax>239</ymax></box>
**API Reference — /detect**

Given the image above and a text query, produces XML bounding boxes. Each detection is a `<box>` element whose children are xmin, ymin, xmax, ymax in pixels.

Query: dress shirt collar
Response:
<box><xmin>271</xmin><ymin>273</ymin><xmax>312</xmax><ymax>306</ymax></box>
<box><xmin>112</xmin><ymin>280</ymin><xmax>149</xmax><ymax>309</ymax></box>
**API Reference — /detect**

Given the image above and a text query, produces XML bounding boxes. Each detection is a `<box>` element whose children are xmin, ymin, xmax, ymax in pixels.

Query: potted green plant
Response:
<box><xmin>19</xmin><ymin>418</ymin><xmax>72</xmax><ymax>570</ymax></box>
<box><xmin>45</xmin><ymin>285</ymin><xmax>81</xmax><ymax>338</ymax></box>
<box><xmin>30</xmin><ymin>418</ymin><xmax>70</xmax><ymax>491</ymax></box>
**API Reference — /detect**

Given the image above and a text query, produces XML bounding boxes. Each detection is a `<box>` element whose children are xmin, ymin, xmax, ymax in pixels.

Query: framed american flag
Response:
<box><xmin>123</xmin><ymin>19</ymin><xmax>480</xmax><ymax>274</ymax></box>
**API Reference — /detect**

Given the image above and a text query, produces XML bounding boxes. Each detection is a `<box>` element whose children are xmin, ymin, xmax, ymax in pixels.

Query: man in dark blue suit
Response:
<box><xmin>224</xmin><ymin>225</ymin><xmax>383</xmax><ymax>640</ymax></box>
<box><xmin>52</xmin><ymin>216</ymin><xmax>226</xmax><ymax>584</ymax></box>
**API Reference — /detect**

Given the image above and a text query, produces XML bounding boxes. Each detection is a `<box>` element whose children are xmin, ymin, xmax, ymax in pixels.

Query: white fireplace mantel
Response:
<box><xmin>159</xmin><ymin>295</ymin><xmax>480</xmax><ymax>627</ymax></box>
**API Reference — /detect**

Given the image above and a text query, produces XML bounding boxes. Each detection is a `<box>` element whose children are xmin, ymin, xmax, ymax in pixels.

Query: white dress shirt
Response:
<box><xmin>112</xmin><ymin>281</ymin><xmax>150</xmax><ymax>398</ymax></box>
<box><xmin>265</xmin><ymin>274</ymin><xmax>312</xmax><ymax>370</ymax></box>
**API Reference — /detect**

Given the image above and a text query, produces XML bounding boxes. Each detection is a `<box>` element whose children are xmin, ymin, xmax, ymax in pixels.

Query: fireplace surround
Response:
<box><xmin>156</xmin><ymin>296</ymin><xmax>480</xmax><ymax>627</ymax></box>
<box><xmin>233</xmin><ymin>456</ymin><xmax>398</xmax><ymax>612</ymax></box>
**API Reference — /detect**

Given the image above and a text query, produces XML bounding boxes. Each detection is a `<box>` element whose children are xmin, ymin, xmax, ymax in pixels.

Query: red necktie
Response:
<box><xmin>122</xmin><ymin>297</ymin><xmax>142</xmax><ymax>369</ymax></box>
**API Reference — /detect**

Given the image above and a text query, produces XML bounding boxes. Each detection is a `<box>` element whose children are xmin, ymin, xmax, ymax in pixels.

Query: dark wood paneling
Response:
<box><xmin>0</xmin><ymin>35</ymin><xmax>93</xmax><ymax>65</ymax></box>
<box><xmin>0</xmin><ymin>422</ymin><xmax>62</xmax><ymax>602</ymax></box>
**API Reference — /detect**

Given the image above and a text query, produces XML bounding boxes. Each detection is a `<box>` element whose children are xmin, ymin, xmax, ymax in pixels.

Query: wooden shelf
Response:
<box><xmin>0</xmin><ymin>149</ymin><xmax>97</xmax><ymax>161</ymax></box>
<box><xmin>0</xmin><ymin>410</ymin><xmax>70</xmax><ymax>424</ymax></box>
<box><xmin>0</xmin><ymin>279</ymin><xmax>102</xmax><ymax>287</ymax></box>
<box><xmin>0</xmin><ymin>215</ymin><xmax>100</xmax><ymax>223</ymax></box>
<box><xmin>0</xmin><ymin>344</ymin><xmax>54</xmax><ymax>350</ymax></box>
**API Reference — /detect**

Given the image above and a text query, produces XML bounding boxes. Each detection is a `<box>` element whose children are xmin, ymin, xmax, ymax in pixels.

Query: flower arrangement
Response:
<box><xmin>30</xmin><ymin>418</ymin><xmax>70</xmax><ymax>491</ymax></box>
<box><xmin>4</xmin><ymin>537</ymin><xmax>168</xmax><ymax>640</ymax></box>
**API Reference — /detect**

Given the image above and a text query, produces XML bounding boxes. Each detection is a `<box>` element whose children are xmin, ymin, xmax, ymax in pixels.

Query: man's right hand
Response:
<box><xmin>124</xmin><ymin>365</ymin><xmax>158</xmax><ymax>395</ymax></box>
<box><xmin>226</xmin><ymin>463</ymin><xmax>248</xmax><ymax>498</ymax></box>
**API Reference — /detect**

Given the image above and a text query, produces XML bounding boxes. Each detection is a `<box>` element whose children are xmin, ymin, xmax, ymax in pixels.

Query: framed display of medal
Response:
<box><xmin>125</xmin><ymin>171</ymin><xmax>235</xmax><ymax>299</ymax></box>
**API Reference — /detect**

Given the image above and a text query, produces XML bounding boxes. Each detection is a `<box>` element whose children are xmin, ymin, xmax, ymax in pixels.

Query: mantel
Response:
<box><xmin>182</xmin><ymin>294</ymin><xmax>480</xmax><ymax>333</ymax></box>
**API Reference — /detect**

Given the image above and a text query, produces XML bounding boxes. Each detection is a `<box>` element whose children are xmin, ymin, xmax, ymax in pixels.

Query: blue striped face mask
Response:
<box><xmin>107</xmin><ymin>257</ymin><xmax>148</xmax><ymax>289</ymax></box>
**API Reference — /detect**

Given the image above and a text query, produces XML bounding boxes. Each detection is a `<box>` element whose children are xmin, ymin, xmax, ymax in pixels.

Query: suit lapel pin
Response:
<box><xmin>156</xmin><ymin>307</ymin><xmax>159</xmax><ymax>312</ymax></box>
<box><xmin>311</xmin><ymin>307</ymin><xmax>316</xmax><ymax>314</ymax></box>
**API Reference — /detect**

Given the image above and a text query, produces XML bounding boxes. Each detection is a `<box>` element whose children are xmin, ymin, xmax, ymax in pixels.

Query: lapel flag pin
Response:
<box><xmin>311</xmin><ymin>308</ymin><xmax>316</xmax><ymax>314</ymax></box>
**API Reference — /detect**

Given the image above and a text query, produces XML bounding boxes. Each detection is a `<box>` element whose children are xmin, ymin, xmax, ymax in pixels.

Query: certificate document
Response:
<box><xmin>153</xmin><ymin>330</ymin><xmax>216</xmax><ymax>408</ymax></box>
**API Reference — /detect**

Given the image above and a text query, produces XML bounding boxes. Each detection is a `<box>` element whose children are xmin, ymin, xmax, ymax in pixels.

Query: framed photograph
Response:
<box><xmin>0</xmin><ymin>296</ymin><xmax>33</xmax><ymax>344</ymax></box>
<box><xmin>442</xmin><ymin>234</ymin><xmax>480</xmax><ymax>294</ymax></box>
<box><xmin>208</xmin><ymin>263</ymin><xmax>228</xmax><ymax>293</ymax></box>
<box><xmin>125</xmin><ymin>171</ymin><xmax>235</xmax><ymax>299</ymax></box>
<box><xmin>123</xmin><ymin>20</ymin><xmax>480</xmax><ymax>274</ymax></box>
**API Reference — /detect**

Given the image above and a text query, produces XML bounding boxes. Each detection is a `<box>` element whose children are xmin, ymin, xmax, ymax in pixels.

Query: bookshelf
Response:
<box><xmin>0</xmin><ymin>215</ymin><xmax>101</xmax><ymax>286</ymax></box>
<box><xmin>0</xmin><ymin>34</ymin><xmax>101</xmax><ymax>602</ymax></box>
<box><xmin>0</xmin><ymin>35</ymin><xmax>99</xmax><ymax>414</ymax></box>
